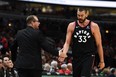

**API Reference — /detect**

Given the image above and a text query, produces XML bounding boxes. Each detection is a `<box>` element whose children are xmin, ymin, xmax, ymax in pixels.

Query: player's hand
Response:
<box><xmin>58</xmin><ymin>49</ymin><xmax>67</xmax><ymax>62</ymax></box>
<box><xmin>58</xmin><ymin>56</ymin><xmax>66</xmax><ymax>62</ymax></box>
<box><xmin>98</xmin><ymin>62</ymin><xmax>105</xmax><ymax>70</ymax></box>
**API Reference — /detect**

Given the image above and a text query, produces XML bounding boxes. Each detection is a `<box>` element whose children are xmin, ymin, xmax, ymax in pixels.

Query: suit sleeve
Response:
<box><xmin>37</xmin><ymin>31</ymin><xmax>59</xmax><ymax>56</ymax></box>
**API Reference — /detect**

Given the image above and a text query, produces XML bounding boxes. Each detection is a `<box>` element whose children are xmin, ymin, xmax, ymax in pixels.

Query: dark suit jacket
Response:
<box><xmin>0</xmin><ymin>68</ymin><xmax>4</xmax><ymax>77</ymax></box>
<box><xmin>10</xmin><ymin>26</ymin><xmax>59</xmax><ymax>70</ymax></box>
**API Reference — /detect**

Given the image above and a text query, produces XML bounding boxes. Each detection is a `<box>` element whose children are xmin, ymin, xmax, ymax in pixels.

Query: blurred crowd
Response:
<box><xmin>0</xmin><ymin>55</ymin><xmax>18</xmax><ymax>77</ymax></box>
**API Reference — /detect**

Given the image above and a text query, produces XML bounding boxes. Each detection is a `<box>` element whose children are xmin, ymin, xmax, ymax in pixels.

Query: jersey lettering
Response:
<box><xmin>74</xmin><ymin>30</ymin><xmax>91</xmax><ymax>43</ymax></box>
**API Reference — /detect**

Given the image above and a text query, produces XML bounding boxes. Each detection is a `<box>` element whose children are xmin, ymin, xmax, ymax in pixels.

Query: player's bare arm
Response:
<box><xmin>63</xmin><ymin>22</ymin><xmax>75</xmax><ymax>54</ymax></box>
<box><xmin>58</xmin><ymin>22</ymin><xmax>75</xmax><ymax>62</ymax></box>
<box><xmin>91</xmin><ymin>22</ymin><xmax>105</xmax><ymax>69</ymax></box>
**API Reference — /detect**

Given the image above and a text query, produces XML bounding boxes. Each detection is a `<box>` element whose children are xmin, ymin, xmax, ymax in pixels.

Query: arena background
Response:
<box><xmin>0</xmin><ymin>0</ymin><xmax>116</xmax><ymax>77</ymax></box>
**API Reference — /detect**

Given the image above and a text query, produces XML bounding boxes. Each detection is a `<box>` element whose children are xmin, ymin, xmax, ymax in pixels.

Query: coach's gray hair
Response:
<box><xmin>26</xmin><ymin>15</ymin><xmax>36</xmax><ymax>24</ymax></box>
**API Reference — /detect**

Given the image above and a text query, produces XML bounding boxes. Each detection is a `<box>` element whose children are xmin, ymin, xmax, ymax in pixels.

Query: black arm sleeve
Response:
<box><xmin>38</xmin><ymin>31</ymin><xmax>59</xmax><ymax>56</ymax></box>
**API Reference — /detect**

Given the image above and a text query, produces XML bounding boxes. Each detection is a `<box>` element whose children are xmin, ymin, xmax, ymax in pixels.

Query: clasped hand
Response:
<box><xmin>58</xmin><ymin>49</ymin><xmax>67</xmax><ymax>62</ymax></box>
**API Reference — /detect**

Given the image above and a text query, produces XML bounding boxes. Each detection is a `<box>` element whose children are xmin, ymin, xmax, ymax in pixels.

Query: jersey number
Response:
<box><xmin>78</xmin><ymin>35</ymin><xmax>87</xmax><ymax>43</ymax></box>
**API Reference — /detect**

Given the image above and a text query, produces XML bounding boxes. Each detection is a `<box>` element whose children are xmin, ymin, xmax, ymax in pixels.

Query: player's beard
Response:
<box><xmin>79</xmin><ymin>18</ymin><xmax>86</xmax><ymax>23</ymax></box>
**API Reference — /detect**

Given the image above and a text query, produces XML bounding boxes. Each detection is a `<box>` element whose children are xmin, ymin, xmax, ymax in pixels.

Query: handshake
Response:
<box><xmin>58</xmin><ymin>49</ymin><xmax>67</xmax><ymax>62</ymax></box>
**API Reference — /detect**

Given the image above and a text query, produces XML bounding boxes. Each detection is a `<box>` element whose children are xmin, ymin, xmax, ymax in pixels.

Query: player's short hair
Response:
<box><xmin>77</xmin><ymin>7</ymin><xmax>89</xmax><ymax>13</ymax></box>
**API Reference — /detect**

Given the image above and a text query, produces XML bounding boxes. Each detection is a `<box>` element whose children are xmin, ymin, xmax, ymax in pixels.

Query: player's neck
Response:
<box><xmin>78</xmin><ymin>19</ymin><xmax>89</xmax><ymax>27</ymax></box>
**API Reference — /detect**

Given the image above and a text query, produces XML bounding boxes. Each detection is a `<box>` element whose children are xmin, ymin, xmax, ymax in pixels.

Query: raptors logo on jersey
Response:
<box><xmin>74</xmin><ymin>30</ymin><xmax>91</xmax><ymax>43</ymax></box>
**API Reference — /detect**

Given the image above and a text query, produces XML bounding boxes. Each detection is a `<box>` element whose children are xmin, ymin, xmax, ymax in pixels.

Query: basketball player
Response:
<box><xmin>59</xmin><ymin>7</ymin><xmax>105</xmax><ymax>77</ymax></box>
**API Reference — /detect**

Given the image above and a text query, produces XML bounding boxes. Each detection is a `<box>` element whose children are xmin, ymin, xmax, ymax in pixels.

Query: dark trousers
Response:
<box><xmin>73</xmin><ymin>55</ymin><xmax>95</xmax><ymax>77</ymax></box>
<box><xmin>17</xmin><ymin>68</ymin><xmax>42</xmax><ymax>77</ymax></box>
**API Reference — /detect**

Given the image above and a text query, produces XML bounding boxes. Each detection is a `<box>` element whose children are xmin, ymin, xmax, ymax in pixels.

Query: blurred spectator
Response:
<box><xmin>0</xmin><ymin>58</ymin><xmax>4</xmax><ymax>77</ymax></box>
<box><xmin>58</xmin><ymin>64</ymin><xmax>71</xmax><ymax>75</ymax></box>
<box><xmin>50</xmin><ymin>60</ymin><xmax>59</xmax><ymax>74</ymax></box>
<box><xmin>2</xmin><ymin>55</ymin><xmax>18</xmax><ymax>77</ymax></box>
<box><xmin>102</xmin><ymin>67</ymin><xmax>111</xmax><ymax>76</ymax></box>
<box><xmin>6</xmin><ymin>60</ymin><xmax>19</xmax><ymax>77</ymax></box>
<box><xmin>43</xmin><ymin>63</ymin><xmax>51</xmax><ymax>73</ymax></box>
<box><xmin>2</xmin><ymin>55</ymin><xmax>10</xmax><ymax>77</ymax></box>
<box><xmin>0</xmin><ymin>33</ymin><xmax>9</xmax><ymax>56</ymax></box>
<box><xmin>108</xmin><ymin>68</ymin><xmax>116</xmax><ymax>77</ymax></box>
<box><xmin>67</xmin><ymin>63</ymin><xmax>72</xmax><ymax>74</ymax></box>
<box><xmin>2</xmin><ymin>55</ymin><xmax>10</xmax><ymax>69</ymax></box>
